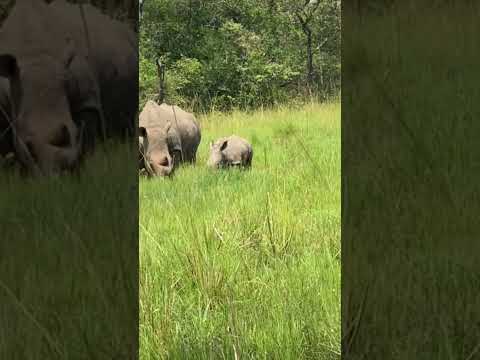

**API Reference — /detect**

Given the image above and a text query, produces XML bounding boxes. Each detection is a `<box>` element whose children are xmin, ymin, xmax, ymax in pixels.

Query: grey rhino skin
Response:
<box><xmin>0</xmin><ymin>0</ymin><xmax>137</xmax><ymax>175</ymax></box>
<box><xmin>207</xmin><ymin>135</ymin><xmax>253</xmax><ymax>169</ymax></box>
<box><xmin>139</xmin><ymin>100</ymin><xmax>201</xmax><ymax>177</ymax></box>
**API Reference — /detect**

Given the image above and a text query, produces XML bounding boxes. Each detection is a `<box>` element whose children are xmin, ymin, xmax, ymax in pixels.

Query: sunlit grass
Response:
<box><xmin>140</xmin><ymin>102</ymin><xmax>340</xmax><ymax>359</ymax></box>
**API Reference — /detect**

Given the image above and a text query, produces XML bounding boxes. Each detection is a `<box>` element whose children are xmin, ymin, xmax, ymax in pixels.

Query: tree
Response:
<box><xmin>295</xmin><ymin>0</ymin><xmax>321</xmax><ymax>89</ymax></box>
<box><xmin>139</xmin><ymin>0</ymin><xmax>340</xmax><ymax>111</ymax></box>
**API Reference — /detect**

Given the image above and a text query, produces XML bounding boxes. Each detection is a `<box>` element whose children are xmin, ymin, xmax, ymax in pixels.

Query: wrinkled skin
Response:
<box><xmin>139</xmin><ymin>100</ymin><xmax>201</xmax><ymax>177</ymax></box>
<box><xmin>158</xmin><ymin>103</ymin><xmax>201</xmax><ymax>164</ymax></box>
<box><xmin>207</xmin><ymin>135</ymin><xmax>253</xmax><ymax>169</ymax></box>
<box><xmin>0</xmin><ymin>0</ymin><xmax>137</xmax><ymax>176</ymax></box>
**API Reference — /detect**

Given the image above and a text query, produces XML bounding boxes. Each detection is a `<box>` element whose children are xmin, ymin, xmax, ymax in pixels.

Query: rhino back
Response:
<box><xmin>49</xmin><ymin>0</ymin><xmax>138</xmax><ymax>136</ymax></box>
<box><xmin>224</xmin><ymin>136</ymin><xmax>252</xmax><ymax>163</ymax></box>
<box><xmin>0</xmin><ymin>0</ymin><xmax>136</xmax><ymax>69</ymax></box>
<box><xmin>158</xmin><ymin>103</ymin><xmax>201</xmax><ymax>162</ymax></box>
<box><xmin>139</xmin><ymin>101</ymin><xmax>169</xmax><ymax>130</ymax></box>
<box><xmin>0</xmin><ymin>0</ymin><xmax>64</xmax><ymax>58</ymax></box>
<box><xmin>48</xmin><ymin>1</ymin><xmax>137</xmax><ymax>70</ymax></box>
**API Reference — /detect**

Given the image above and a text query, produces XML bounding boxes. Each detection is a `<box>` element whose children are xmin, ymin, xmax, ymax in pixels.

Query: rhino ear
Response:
<box><xmin>220</xmin><ymin>140</ymin><xmax>228</xmax><ymax>151</ymax></box>
<box><xmin>0</xmin><ymin>54</ymin><xmax>18</xmax><ymax>79</ymax></box>
<box><xmin>139</xmin><ymin>126</ymin><xmax>147</xmax><ymax>138</ymax></box>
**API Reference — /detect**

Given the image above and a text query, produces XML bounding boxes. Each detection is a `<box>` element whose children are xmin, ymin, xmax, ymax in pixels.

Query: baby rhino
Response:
<box><xmin>207</xmin><ymin>135</ymin><xmax>253</xmax><ymax>169</ymax></box>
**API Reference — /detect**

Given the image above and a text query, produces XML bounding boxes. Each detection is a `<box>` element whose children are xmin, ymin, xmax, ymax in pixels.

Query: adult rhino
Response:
<box><xmin>0</xmin><ymin>0</ymin><xmax>137</xmax><ymax>175</ymax></box>
<box><xmin>207</xmin><ymin>135</ymin><xmax>253</xmax><ymax>169</ymax></box>
<box><xmin>139</xmin><ymin>100</ymin><xmax>201</xmax><ymax>177</ymax></box>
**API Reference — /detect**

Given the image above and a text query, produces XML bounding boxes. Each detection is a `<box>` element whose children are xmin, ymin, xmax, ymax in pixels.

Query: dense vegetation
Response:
<box><xmin>140</xmin><ymin>0</ymin><xmax>340</xmax><ymax>112</ymax></box>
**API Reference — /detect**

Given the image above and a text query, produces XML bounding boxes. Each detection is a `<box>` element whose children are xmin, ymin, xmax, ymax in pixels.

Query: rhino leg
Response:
<box><xmin>247</xmin><ymin>152</ymin><xmax>253</xmax><ymax>167</ymax></box>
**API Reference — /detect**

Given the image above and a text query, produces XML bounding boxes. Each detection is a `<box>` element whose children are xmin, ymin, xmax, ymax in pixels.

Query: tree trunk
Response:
<box><xmin>139</xmin><ymin>0</ymin><xmax>144</xmax><ymax>19</ymax></box>
<box><xmin>156</xmin><ymin>59</ymin><xmax>166</xmax><ymax>104</ymax></box>
<box><xmin>296</xmin><ymin>10</ymin><xmax>316</xmax><ymax>92</ymax></box>
<box><xmin>306</xmin><ymin>27</ymin><xmax>314</xmax><ymax>88</ymax></box>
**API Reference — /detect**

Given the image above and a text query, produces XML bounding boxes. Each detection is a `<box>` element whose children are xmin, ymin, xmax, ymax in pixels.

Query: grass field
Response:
<box><xmin>139</xmin><ymin>101</ymin><xmax>341</xmax><ymax>359</ymax></box>
<box><xmin>342</xmin><ymin>3</ymin><xmax>480</xmax><ymax>359</ymax></box>
<box><xmin>0</xmin><ymin>143</ymin><xmax>138</xmax><ymax>359</ymax></box>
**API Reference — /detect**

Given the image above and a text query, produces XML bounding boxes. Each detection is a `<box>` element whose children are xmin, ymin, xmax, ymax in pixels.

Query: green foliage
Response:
<box><xmin>165</xmin><ymin>57</ymin><xmax>205</xmax><ymax>109</ymax></box>
<box><xmin>139</xmin><ymin>54</ymin><xmax>157</xmax><ymax>108</ymax></box>
<box><xmin>139</xmin><ymin>0</ymin><xmax>340</xmax><ymax>112</ymax></box>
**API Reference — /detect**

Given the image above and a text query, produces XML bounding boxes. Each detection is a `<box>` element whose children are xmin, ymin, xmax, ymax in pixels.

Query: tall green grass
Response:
<box><xmin>342</xmin><ymin>3</ymin><xmax>480</xmax><ymax>359</ymax></box>
<box><xmin>140</xmin><ymin>102</ymin><xmax>340</xmax><ymax>359</ymax></box>
<box><xmin>0</xmin><ymin>142</ymin><xmax>138</xmax><ymax>359</ymax></box>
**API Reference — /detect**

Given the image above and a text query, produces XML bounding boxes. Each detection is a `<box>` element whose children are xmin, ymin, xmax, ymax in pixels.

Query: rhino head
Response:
<box><xmin>0</xmin><ymin>43</ymin><xmax>103</xmax><ymax>176</ymax></box>
<box><xmin>138</xmin><ymin>123</ymin><xmax>174</xmax><ymax>177</ymax></box>
<box><xmin>0</xmin><ymin>0</ymin><xmax>102</xmax><ymax>176</ymax></box>
<box><xmin>207</xmin><ymin>138</ymin><xmax>228</xmax><ymax>169</ymax></box>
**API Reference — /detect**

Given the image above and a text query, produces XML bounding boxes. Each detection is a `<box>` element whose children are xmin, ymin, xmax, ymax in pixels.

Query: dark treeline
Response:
<box><xmin>140</xmin><ymin>0</ymin><xmax>340</xmax><ymax>112</ymax></box>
